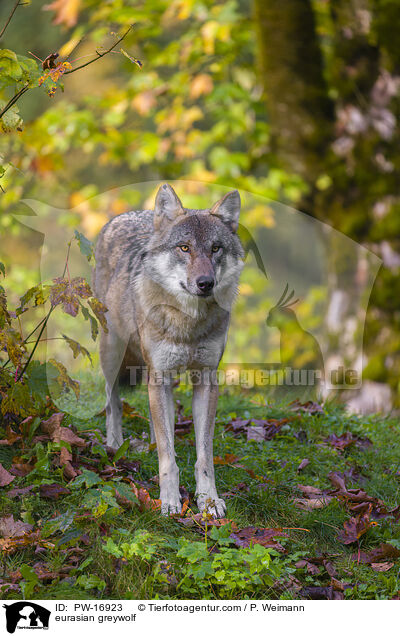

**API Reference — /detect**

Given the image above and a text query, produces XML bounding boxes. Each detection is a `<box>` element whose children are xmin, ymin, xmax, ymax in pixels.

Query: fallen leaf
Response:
<box><xmin>39</xmin><ymin>483</ymin><xmax>71</xmax><ymax>499</ymax></box>
<box><xmin>8</xmin><ymin>485</ymin><xmax>34</xmax><ymax>498</ymax></box>
<box><xmin>0</xmin><ymin>515</ymin><xmax>33</xmax><ymax>538</ymax></box>
<box><xmin>0</xmin><ymin>425</ymin><xmax>21</xmax><ymax>446</ymax></box>
<box><xmin>225</xmin><ymin>417</ymin><xmax>288</xmax><ymax>440</ymax></box>
<box><xmin>41</xmin><ymin>413</ymin><xmax>86</xmax><ymax>447</ymax></box>
<box><xmin>352</xmin><ymin>542</ymin><xmax>400</xmax><ymax>564</ymax></box>
<box><xmin>10</xmin><ymin>462</ymin><xmax>33</xmax><ymax>476</ymax></box>
<box><xmin>0</xmin><ymin>463</ymin><xmax>15</xmax><ymax>486</ymax></box>
<box><xmin>295</xmin><ymin>559</ymin><xmax>321</xmax><ymax>575</ymax></box>
<box><xmin>301</xmin><ymin>586</ymin><xmax>344</xmax><ymax>599</ymax></box>
<box><xmin>213</xmin><ymin>454</ymin><xmax>239</xmax><ymax>465</ymax></box>
<box><xmin>293</xmin><ymin>496</ymin><xmax>333</xmax><ymax>510</ymax></box>
<box><xmin>371</xmin><ymin>562</ymin><xmax>394</xmax><ymax>572</ymax></box>
<box><xmin>289</xmin><ymin>400</ymin><xmax>324</xmax><ymax>415</ymax></box>
<box><xmin>297</xmin><ymin>458</ymin><xmax>310</xmax><ymax>472</ymax></box>
<box><xmin>325</xmin><ymin>432</ymin><xmax>372</xmax><ymax>451</ymax></box>
<box><xmin>230</xmin><ymin>527</ymin><xmax>287</xmax><ymax>551</ymax></box>
<box><xmin>176</xmin><ymin>513</ymin><xmax>238</xmax><ymax>531</ymax></box>
<box><xmin>337</xmin><ymin>506</ymin><xmax>375</xmax><ymax>544</ymax></box>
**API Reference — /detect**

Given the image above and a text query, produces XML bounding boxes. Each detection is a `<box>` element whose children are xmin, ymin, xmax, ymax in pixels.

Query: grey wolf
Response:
<box><xmin>94</xmin><ymin>184</ymin><xmax>243</xmax><ymax>517</ymax></box>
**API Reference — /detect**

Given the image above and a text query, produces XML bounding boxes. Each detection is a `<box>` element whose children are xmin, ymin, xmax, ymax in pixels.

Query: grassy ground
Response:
<box><xmin>0</xmin><ymin>386</ymin><xmax>399</xmax><ymax>600</ymax></box>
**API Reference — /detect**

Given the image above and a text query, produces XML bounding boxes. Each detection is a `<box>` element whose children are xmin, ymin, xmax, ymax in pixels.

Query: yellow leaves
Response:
<box><xmin>189</xmin><ymin>74</ymin><xmax>213</xmax><ymax>100</ymax></box>
<box><xmin>44</xmin><ymin>0</ymin><xmax>81</xmax><ymax>27</ymax></box>
<box><xmin>163</xmin><ymin>0</ymin><xmax>196</xmax><ymax>22</ymax></box>
<box><xmin>48</xmin><ymin>358</ymin><xmax>80</xmax><ymax>399</ymax></box>
<box><xmin>69</xmin><ymin>192</ymin><xmax>109</xmax><ymax>238</ymax></box>
<box><xmin>238</xmin><ymin>283</ymin><xmax>253</xmax><ymax>297</ymax></box>
<box><xmin>201</xmin><ymin>21</ymin><xmax>219</xmax><ymax>55</ymax></box>
<box><xmin>58</xmin><ymin>28</ymin><xmax>85</xmax><ymax>58</ymax></box>
<box><xmin>244</xmin><ymin>204</ymin><xmax>276</xmax><ymax>230</ymax></box>
<box><xmin>200</xmin><ymin>20</ymin><xmax>232</xmax><ymax>55</ymax></box>
<box><xmin>132</xmin><ymin>90</ymin><xmax>156</xmax><ymax>116</ymax></box>
<box><xmin>157</xmin><ymin>104</ymin><xmax>202</xmax><ymax>134</ymax></box>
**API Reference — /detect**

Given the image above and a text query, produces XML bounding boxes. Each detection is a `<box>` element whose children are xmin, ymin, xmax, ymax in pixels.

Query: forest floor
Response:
<box><xmin>1</xmin><ymin>387</ymin><xmax>400</xmax><ymax>600</ymax></box>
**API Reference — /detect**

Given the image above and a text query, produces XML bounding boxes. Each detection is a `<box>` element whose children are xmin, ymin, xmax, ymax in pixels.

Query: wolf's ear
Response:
<box><xmin>154</xmin><ymin>184</ymin><xmax>184</xmax><ymax>230</ymax></box>
<box><xmin>210</xmin><ymin>190</ymin><xmax>241</xmax><ymax>232</ymax></box>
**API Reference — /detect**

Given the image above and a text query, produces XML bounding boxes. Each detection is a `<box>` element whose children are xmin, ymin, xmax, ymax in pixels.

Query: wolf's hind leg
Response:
<box><xmin>148</xmin><ymin>403</ymin><xmax>156</xmax><ymax>445</ymax></box>
<box><xmin>100</xmin><ymin>329</ymin><xmax>126</xmax><ymax>449</ymax></box>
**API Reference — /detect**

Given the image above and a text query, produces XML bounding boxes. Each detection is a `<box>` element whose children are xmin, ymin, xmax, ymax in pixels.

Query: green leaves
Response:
<box><xmin>112</xmin><ymin>439</ymin><xmax>130</xmax><ymax>463</ymax></box>
<box><xmin>74</xmin><ymin>229</ymin><xmax>95</xmax><ymax>262</ymax></box>
<box><xmin>0</xmin><ymin>100</ymin><xmax>22</xmax><ymax>133</ymax></box>
<box><xmin>175</xmin><ymin>536</ymin><xmax>280</xmax><ymax>594</ymax></box>
<box><xmin>102</xmin><ymin>530</ymin><xmax>159</xmax><ymax>561</ymax></box>
<box><xmin>76</xmin><ymin>574</ymin><xmax>106</xmax><ymax>591</ymax></box>
<box><xmin>0</xmin><ymin>49</ymin><xmax>22</xmax><ymax>84</ymax></box>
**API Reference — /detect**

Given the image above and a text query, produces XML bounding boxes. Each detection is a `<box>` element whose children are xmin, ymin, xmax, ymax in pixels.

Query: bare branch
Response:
<box><xmin>0</xmin><ymin>0</ymin><xmax>21</xmax><ymax>41</ymax></box>
<box><xmin>64</xmin><ymin>25</ymin><xmax>134</xmax><ymax>75</ymax></box>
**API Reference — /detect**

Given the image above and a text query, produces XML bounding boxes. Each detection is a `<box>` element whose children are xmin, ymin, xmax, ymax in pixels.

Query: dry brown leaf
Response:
<box><xmin>0</xmin><ymin>515</ymin><xmax>33</xmax><ymax>538</ymax></box>
<box><xmin>41</xmin><ymin>413</ymin><xmax>85</xmax><ymax>447</ymax></box>
<box><xmin>230</xmin><ymin>526</ymin><xmax>287</xmax><ymax>551</ymax></box>
<box><xmin>294</xmin><ymin>496</ymin><xmax>333</xmax><ymax>510</ymax></box>
<box><xmin>0</xmin><ymin>463</ymin><xmax>15</xmax><ymax>487</ymax></box>
<box><xmin>297</xmin><ymin>458</ymin><xmax>310</xmax><ymax>472</ymax></box>
<box><xmin>371</xmin><ymin>562</ymin><xmax>394</xmax><ymax>572</ymax></box>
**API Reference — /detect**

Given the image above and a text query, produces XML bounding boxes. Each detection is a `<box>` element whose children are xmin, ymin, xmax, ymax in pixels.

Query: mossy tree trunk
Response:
<box><xmin>254</xmin><ymin>0</ymin><xmax>397</xmax><ymax>409</ymax></box>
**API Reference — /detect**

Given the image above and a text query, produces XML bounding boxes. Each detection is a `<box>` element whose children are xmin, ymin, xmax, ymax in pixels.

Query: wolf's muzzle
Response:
<box><xmin>196</xmin><ymin>276</ymin><xmax>215</xmax><ymax>294</ymax></box>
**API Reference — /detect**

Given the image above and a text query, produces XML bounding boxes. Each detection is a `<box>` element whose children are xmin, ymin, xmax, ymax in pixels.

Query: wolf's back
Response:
<box><xmin>93</xmin><ymin>209</ymin><xmax>153</xmax><ymax>300</ymax></box>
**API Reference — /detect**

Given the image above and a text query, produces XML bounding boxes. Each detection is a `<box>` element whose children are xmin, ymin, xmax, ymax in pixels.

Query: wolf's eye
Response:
<box><xmin>179</xmin><ymin>244</ymin><xmax>190</xmax><ymax>252</ymax></box>
<box><xmin>212</xmin><ymin>245</ymin><xmax>222</xmax><ymax>253</ymax></box>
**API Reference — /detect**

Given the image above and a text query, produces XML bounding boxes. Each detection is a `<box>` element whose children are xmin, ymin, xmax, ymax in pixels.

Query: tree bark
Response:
<box><xmin>253</xmin><ymin>0</ymin><xmax>334</xmax><ymax>180</ymax></box>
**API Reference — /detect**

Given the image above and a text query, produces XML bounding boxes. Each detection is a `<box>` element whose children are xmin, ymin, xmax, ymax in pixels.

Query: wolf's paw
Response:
<box><xmin>161</xmin><ymin>496</ymin><xmax>182</xmax><ymax>516</ymax></box>
<box><xmin>197</xmin><ymin>494</ymin><xmax>226</xmax><ymax>519</ymax></box>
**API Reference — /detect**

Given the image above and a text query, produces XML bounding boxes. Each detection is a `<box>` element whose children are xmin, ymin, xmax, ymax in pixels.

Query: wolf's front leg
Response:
<box><xmin>148</xmin><ymin>378</ymin><xmax>181</xmax><ymax>515</ymax></box>
<box><xmin>192</xmin><ymin>379</ymin><xmax>226</xmax><ymax>518</ymax></box>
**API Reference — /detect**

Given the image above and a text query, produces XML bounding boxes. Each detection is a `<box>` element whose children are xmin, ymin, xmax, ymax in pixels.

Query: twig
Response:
<box><xmin>16</xmin><ymin>241</ymin><xmax>72</xmax><ymax>382</ymax></box>
<box><xmin>64</xmin><ymin>25</ymin><xmax>134</xmax><ymax>75</ymax></box>
<box><xmin>16</xmin><ymin>306</ymin><xmax>54</xmax><ymax>381</ymax></box>
<box><xmin>0</xmin><ymin>83</ymin><xmax>29</xmax><ymax>120</ymax></box>
<box><xmin>0</xmin><ymin>0</ymin><xmax>20</xmax><ymax>41</ymax></box>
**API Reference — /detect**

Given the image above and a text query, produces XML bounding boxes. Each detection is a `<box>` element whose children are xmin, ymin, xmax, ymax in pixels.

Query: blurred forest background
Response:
<box><xmin>0</xmin><ymin>0</ymin><xmax>399</xmax><ymax>413</ymax></box>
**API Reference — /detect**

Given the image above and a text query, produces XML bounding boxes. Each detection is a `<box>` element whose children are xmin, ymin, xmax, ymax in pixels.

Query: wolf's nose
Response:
<box><xmin>196</xmin><ymin>276</ymin><xmax>214</xmax><ymax>293</ymax></box>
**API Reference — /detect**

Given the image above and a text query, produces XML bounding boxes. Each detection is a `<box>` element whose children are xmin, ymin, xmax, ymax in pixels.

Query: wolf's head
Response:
<box><xmin>142</xmin><ymin>184</ymin><xmax>244</xmax><ymax>311</ymax></box>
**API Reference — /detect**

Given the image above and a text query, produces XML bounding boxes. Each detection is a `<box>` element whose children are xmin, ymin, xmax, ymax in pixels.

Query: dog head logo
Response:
<box><xmin>3</xmin><ymin>602</ymin><xmax>50</xmax><ymax>633</ymax></box>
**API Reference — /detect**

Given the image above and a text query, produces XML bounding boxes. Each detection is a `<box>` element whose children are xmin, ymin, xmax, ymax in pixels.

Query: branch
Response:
<box><xmin>64</xmin><ymin>25</ymin><xmax>134</xmax><ymax>75</ymax></box>
<box><xmin>0</xmin><ymin>82</ymin><xmax>29</xmax><ymax>120</ymax></box>
<box><xmin>0</xmin><ymin>25</ymin><xmax>135</xmax><ymax>123</ymax></box>
<box><xmin>0</xmin><ymin>0</ymin><xmax>21</xmax><ymax>41</ymax></box>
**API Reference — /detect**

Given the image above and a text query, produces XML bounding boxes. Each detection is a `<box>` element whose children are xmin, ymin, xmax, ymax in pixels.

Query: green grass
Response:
<box><xmin>1</xmin><ymin>386</ymin><xmax>399</xmax><ymax>600</ymax></box>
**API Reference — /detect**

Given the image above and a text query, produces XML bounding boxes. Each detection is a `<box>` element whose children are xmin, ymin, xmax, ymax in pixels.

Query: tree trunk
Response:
<box><xmin>253</xmin><ymin>0</ymin><xmax>334</xmax><ymax>180</ymax></box>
